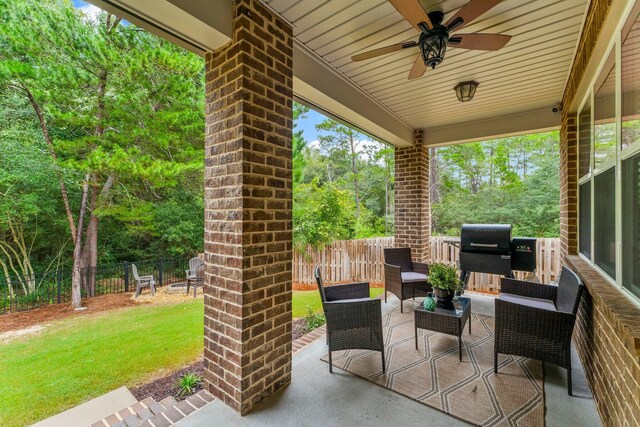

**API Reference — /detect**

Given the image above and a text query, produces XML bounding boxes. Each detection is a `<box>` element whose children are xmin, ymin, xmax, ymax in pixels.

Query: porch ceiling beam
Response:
<box><xmin>85</xmin><ymin>0</ymin><xmax>232</xmax><ymax>55</ymax></box>
<box><xmin>293</xmin><ymin>43</ymin><xmax>414</xmax><ymax>148</ymax></box>
<box><xmin>423</xmin><ymin>107</ymin><xmax>560</xmax><ymax>147</ymax></box>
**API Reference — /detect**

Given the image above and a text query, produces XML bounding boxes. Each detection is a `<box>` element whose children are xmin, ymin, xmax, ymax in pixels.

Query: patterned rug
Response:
<box><xmin>321</xmin><ymin>305</ymin><xmax>544</xmax><ymax>427</ymax></box>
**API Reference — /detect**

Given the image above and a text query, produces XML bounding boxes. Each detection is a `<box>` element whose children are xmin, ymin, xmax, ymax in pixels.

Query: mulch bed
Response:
<box><xmin>131</xmin><ymin>360</ymin><xmax>205</xmax><ymax>402</ymax></box>
<box><xmin>0</xmin><ymin>293</ymin><xmax>142</xmax><ymax>334</ymax></box>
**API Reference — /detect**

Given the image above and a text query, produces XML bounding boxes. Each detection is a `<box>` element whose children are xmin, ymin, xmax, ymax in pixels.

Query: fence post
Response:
<box><xmin>158</xmin><ymin>257</ymin><xmax>164</xmax><ymax>286</ymax></box>
<box><xmin>57</xmin><ymin>269</ymin><xmax>62</xmax><ymax>304</ymax></box>
<box><xmin>124</xmin><ymin>262</ymin><xmax>129</xmax><ymax>292</ymax></box>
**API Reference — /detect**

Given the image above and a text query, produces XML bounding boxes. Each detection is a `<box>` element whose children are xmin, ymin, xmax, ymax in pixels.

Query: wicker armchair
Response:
<box><xmin>494</xmin><ymin>266</ymin><xmax>584</xmax><ymax>395</ymax></box>
<box><xmin>314</xmin><ymin>267</ymin><xmax>385</xmax><ymax>373</ymax></box>
<box><xmin>383</xmin><ymin>248</ymin><xmax>432</xmax><ymax>313</ymax></box>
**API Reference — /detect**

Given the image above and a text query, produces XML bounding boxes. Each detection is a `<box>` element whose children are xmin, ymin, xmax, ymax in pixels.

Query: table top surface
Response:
<box><xmin>415</xmin><ymin>296</ymin><xmax>471</xmax><ymax>318</ymax></box>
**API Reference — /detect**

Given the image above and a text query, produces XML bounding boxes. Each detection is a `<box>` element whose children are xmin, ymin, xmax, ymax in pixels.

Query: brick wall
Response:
<box><xmin>567</xmin><ymin>257</ymin><xmax>640</xmax><ymax>427</ymax></box>
<box><xmin>559</xmin><ymin>113</ymin><xmax>578</xmax><ymax>259</ymax></box>
<box><xmin>560</xmin><ymin>1</ymin><xmax>640</xmax><ymax>426</ymax></box>
<box><xmin>394</xmin><ymin>129</ymin><xmax>430</xmax><ymax>262</ymax></box>
<box><xmin>203</xmin><ymin>0</ymin><xmax>293</xmax><ymax>414</ymax></box>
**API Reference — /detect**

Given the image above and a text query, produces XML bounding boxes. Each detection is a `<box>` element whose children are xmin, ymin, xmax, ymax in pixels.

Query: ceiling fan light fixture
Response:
<box><xmin>419</xmin><ymin>31</ymin><xmax>448</xmax><ymax>69</ymax></box>
<box><xmin>454</xmin><ymin>80</ymin><xmax>479</xmax><ymax>102</ymax></box>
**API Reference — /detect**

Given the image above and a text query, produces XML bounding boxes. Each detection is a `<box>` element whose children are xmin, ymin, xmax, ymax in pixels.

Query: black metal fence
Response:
<box><xmin>0</xmin><ymin>256</ymin><xmax>191</xmax><ymax>315</ymax></box>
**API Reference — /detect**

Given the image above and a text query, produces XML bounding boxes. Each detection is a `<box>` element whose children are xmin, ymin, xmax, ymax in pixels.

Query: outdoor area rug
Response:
<box><xmin>321</xmin><ymin>305</ymin><xmax>544</xmax><ymax>427</ymax></box>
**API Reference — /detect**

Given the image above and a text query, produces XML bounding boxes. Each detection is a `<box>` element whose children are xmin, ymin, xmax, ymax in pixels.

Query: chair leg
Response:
<box><xmin>186</xmin><ymin>282</ymin><xmax>190</xmax><ymax>295</ymax></box>
<box><xmin>381</xmin><ymin>349</ymin><xmax>386</xmax><ymax>373</ymax></box>
<box><xmin>384</xmin><ymin>290</ymin><xmax>387</xmax><ymax>304</ymax></box>
<box><xmin>567</xmin><ymin>358</ymin><xmax>573</xmax><ymax>396</ymax></box>
<box><xmin>193</xmin><ymin>285</ymin><xmax>197</xmax><ymax>298</ymax></box>
<box><xmin>135</xmin><ymin>284</ymin><xmax>141</xmax><ymax>298</ymax></box>
<box><xmin>494</xmin><ymin>351</ymin><xmax>498</xmax><ymax>373</ymax></box>
<box><xmin>328</xmin><ymin>350</ymin><xmax>333</xmax><ymax>373</ymax></box>
<box><xmin>151</xmin><ymin>283</ymin><xmax>155</xmax><ymax>296</ymax></box>
<box><xmin>400</xmin><ymin>299</ymin><xmax>403</xmax><ymax>314</ymax></box>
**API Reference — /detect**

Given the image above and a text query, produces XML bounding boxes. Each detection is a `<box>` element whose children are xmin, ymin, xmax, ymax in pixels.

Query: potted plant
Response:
<box><xmin>429</xmin><ymin>263</ymin><xmax>462</xmax><ymax>304</ymax></box>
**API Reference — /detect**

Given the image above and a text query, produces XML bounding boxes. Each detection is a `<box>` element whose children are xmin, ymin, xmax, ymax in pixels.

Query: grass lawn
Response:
<box><xmin>0</xmin><ymin>300</ymin><xmax>205</xmax><ymax>427</ymax></box>
<box><xmin>292</xmin><ymin>288</ymin><xmax>384</xmax><ymax>318</ymax></box>
<box><xmin>0</xmin><ymin>288</ymin><xmax>385</xmax><ymax>427</ymax></box>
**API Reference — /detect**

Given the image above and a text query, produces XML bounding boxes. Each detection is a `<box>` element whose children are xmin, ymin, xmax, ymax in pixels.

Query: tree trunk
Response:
<box><xmin>82</xmin><ymin>186</ymin><xmax>98</xmax><ymax>297</ymax></box>
<box><xmin>349</xmin><ymin>134</ymin><xmax>361</xmax><ymax>218</ymax></box>
<box><xmin>71</xmin><ymin>177</ymin><xmax>90</xmax><ymax>308</ymax></box>
<box><xmin>20</xmin><ymin>84</ymin><xmax>77</xmax><ymax>241</ymax></box>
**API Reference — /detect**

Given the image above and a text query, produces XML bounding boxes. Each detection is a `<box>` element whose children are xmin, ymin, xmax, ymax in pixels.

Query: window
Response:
<box><xmin>622</xmin><ymin>153</ymin><xmax>640</xmax><ymax>297</ymax></box>
<box><xmin>621</xmin><ymin>8</ymin><xmax>640</xmax><ymax>298</ymax></box>
<box><xmin>594</xmin><ymin>52</ymin><xmax>616</xmax><ymax>169</ymax></box>
<box><xmin>577</xmin><ymin>4</ymin><xmax>640</xmax><ymax>302</ymax></box>
<box><xmin>593</xmin><ymin>168</ymin><xmax>616</xmax><ymax>278</ymax></box>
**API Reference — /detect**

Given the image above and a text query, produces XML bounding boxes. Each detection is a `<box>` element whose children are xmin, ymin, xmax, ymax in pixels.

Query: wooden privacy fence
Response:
<box><xmin>293</xmin><ymin>236</ymin><xmax>561</xmax><ymax>294</ymax></box>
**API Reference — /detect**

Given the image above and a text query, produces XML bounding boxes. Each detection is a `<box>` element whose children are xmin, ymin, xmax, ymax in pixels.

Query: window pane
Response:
<box><xmin>579</xmin><ymin>183</ymin><xmax>591</xmax><ymax>258</ymax></box>
<box><xmin>594</xmin><ymin>52</ymin><xmax>616</xmax><ymax>168</ymax></box>
<box><xmin>622</xmin><ymin>153</ymin><xmax>640</xmax><ymax>297</ymax></box>
<box><xmin>622</xmin><ymin>7</ymin><xmax>640</xmax><ymax>150</ymax></box>
<box><xmin>594</xmin><ymin>168</ymin><xmax>616</xmax><ymax>279</ymax></box>
<box><xmin>579</xmin><ymin>99</ymin><xmax>592</xmax><ymax>178</ymax></box>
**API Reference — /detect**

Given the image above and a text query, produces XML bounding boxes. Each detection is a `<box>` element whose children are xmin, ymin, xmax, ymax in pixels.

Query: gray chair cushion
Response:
<box><xmin>401</xmin><ymin>272</ymin><xmax>428</xmax><ymax>283</ymax></box>
<box><xmin>499</xmin><ymin>293</ymin><xmax>557</xmax><ymax>312</ymax></box>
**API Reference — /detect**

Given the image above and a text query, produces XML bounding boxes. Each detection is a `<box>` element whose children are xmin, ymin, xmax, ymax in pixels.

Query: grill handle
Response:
<box><xmin>469</xmin><ymin>243</ymin><xmax>499</xmax><ymax>248</ymax></box>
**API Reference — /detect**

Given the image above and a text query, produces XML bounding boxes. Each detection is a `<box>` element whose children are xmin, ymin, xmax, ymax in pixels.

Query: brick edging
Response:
<box><xmin>292</xmin><ymin>325</ymin><xmax>326</xmax><ymax>353</ymax></box>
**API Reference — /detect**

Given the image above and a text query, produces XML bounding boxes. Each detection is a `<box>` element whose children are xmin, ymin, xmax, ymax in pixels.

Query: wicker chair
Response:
<box><xmin>314</xmin><ymin>267</ymin><xmax>385</xmax><ymax>373</ymax></box>
<box><xmin>383</xmin><ymin>248</ymin><xmax>432</xmax><ymax>313</ymax></box>
<box><xmin>494</xmin><ymin>266</ymin><xmax>584</xmax><ymax>395</ymax></box>
<box><xmin>186</xmin><ymin>263</ymin><xmax>204</xmax><ymax>298</ymax></box>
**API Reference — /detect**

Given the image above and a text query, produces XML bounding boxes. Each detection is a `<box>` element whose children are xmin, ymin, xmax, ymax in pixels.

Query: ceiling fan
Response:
<box><xmin>351</xmin><ymin>0</ymin><xmax>512</xmax><ymax>80</ymax></box>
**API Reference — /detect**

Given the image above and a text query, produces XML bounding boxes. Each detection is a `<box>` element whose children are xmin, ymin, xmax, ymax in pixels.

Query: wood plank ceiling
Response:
<box><xmin>265</xmin><ymin>0</ymin><xmax>589</xmax><ymax>130</ymax></box>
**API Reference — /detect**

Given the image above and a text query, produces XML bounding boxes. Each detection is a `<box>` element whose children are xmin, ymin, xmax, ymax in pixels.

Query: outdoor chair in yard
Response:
<box><xmin>314</xmin><ymin>267</ymin><xmax>385</xmax><ymax>373</ymax></box>
<box><xmin>383</xmin><ymin>247</ymin><xmax>432</xmax><ymax>313</ymax></box>
<box><xmin>494</xmin><ymin>266</ymin><xmax>584</xmax><ymax>395</ymax></box>
<box><xmin>186</xmin><ymin>263</ymin><xmax>204</xmax><ymax>298</ymax></box>
<box><xmin>186</xmin><ymin>256</ymin><xmax>204</xmax><ymax>280</ymax></box>
<box><xmin>131</xmin><ymin>263</ymin><xmax>156</xmax><ymax>298</ymax></box>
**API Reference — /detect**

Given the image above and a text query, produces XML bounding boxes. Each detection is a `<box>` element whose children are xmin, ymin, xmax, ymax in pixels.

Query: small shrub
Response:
<box><xmin>428</xmin><ymin>262</ymin><xmax>462</xmax><ymax>292</ymax></box>
<box><xmin>176</xmin><ymin>373</ymin><xmax>202</xmax><ymax>397</ymax></box>
<box><xmin>303</xmin><ymin>305</ymin><xmax>325</xmax><ymax>333</ymax></box>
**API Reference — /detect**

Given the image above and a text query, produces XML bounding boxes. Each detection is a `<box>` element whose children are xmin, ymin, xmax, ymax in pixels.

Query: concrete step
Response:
<box><xmin>90</xmin><ymin>391</ymin><xmax>214</xmax><ymax>427</ymax></box>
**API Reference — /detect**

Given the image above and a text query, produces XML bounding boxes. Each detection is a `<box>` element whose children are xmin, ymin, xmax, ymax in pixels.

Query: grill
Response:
<box><xmin>459</xmin><ymin>224</ymin><xmax>536</xmax><ymax>288</ymax></box>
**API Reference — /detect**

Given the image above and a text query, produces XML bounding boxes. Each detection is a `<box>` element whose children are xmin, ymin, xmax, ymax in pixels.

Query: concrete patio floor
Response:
<box><xmin>177</xmin><ymin>293</ymin><xmax>601</xmax><ymax>427</ymax></box>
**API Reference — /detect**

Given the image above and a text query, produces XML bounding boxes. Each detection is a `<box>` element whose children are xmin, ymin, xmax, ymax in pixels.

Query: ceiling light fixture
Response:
<box><xmin>454</xmin><ymin>80</ymin><xmax>479</xmax><ymax>102</ymax></box>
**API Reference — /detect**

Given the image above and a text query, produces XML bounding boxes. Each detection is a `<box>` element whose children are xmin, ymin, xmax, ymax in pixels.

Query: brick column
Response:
<box><xmin>203</xmin><ymin>0</ymin><xmax>293</xmax><ymax>414</ymax></box>
<box><xmin>559</xmin><ymin>112</ymin><xmax>578</xmax><ymax>260</ymax></box>
<box><xmin>394</xmin><ymin>129</ymin><xmax>430</xmax><ymax>262</ymax></box>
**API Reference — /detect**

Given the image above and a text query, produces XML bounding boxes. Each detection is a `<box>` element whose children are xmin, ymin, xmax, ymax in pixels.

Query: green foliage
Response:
<box><xmin>303</xmin><ymin>305</ymin><xmax>325</xmax><ymax>333</ymax></box>
<box><xmin>428</xmin><ymin>263</ymin><xmax>462</xmax><ymax>292</ymax></box>
<box><xmin>432</xmin><ymin>132</ymin><xmax>560</xmax><ymax>237</ymax></box>
<box><xmin>176</xmin><ymin>373</ymin><xmax>203</xmax><ymax>397</ymax></box>
<box><xmin>293</xmin><ymin>179</ymin><xmax>356</xmax><ymax>250</ymax></box>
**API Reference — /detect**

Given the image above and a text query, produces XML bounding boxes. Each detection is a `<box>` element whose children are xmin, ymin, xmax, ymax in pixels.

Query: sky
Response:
<box><xmin>73</xmin><ymin>0</ymin><xmax>101</xmax><ymax>21</ymax></box>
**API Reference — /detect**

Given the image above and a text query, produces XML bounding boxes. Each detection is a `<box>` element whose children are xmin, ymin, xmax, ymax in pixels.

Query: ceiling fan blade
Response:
<box><xmin>408</xmin><ymin>55</ymin><xmax>427</xmax><ymax>80</ymax></box>
<box><xmin>446</xmin><ymin>0</ymin><xmax>502</xmax><ymax>32</ymax></box>
<box><xmin>388</xmin><ymin>0</ymin><xmax>432</xmax><ymax>31</ymax></box>
<box><xmin>448</xmin><ymin>33</ymin><xmax>511</xmax><ymax>51</ymax></box>
<box><xmin>352</xmin><ymin>41</ymin><xmax>418</xmax><ymax>61</ymax></box>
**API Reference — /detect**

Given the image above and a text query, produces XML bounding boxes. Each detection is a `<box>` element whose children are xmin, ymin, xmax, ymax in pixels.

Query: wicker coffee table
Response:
<box><xmin>414</xmin><ymin>296</ymin><xmax>471</xmax><ymax>361</ymax></box>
